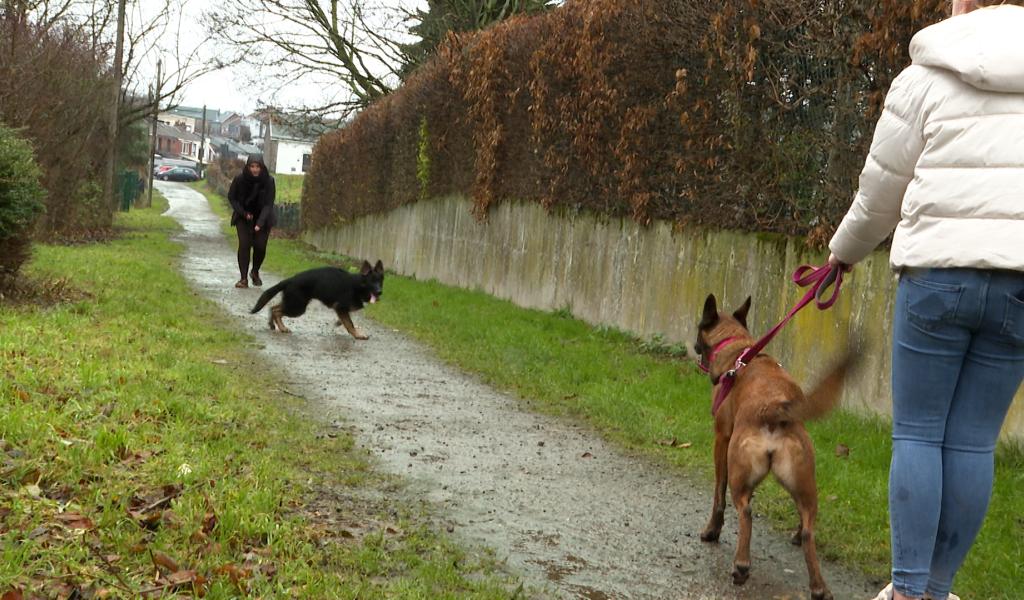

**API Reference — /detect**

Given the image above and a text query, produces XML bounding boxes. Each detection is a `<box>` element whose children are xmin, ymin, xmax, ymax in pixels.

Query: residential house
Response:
<box><xmin>262</xmin><ymin>118</ymin><xmax>321</xmax><ymax>175</ymax></box>
<box><xmin>220</xmin><ymin>112</ymin><xmax>263</xmax><ymax>143</ymax></box>
<box><xmin>158</xmin><ymin>105</ymin><xmax>225</xmax><ymax>136</ymax></box>
<box><xmin>209</xmin><ymin>135</ymin><xmax>262</xmax><ymax>163</ymax></box>
<box><xmin>155</xmin><ymin>123</ymin><xmax>205</xmax><ymax>165</ymax></box>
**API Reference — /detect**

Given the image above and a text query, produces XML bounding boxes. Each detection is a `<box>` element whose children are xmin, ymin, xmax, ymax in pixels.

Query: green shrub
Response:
<box><xmin>206</xmin><ymin>158</ymin><xmax>243</xmax><ymax>198</ymax></box>
<box><xmin>0</xmin><ymin>123</ymin><xmax>46</xmax><ymax>239</ymax></box>
<box><xmin>0</xmin><ymin>123</ymin><xmax>46</xmax><ymax>290</ymax></box>
<box><xmin>69</xmin><ymin>179</ymin><xmax>106</xmax><ymax>231</ymax></box>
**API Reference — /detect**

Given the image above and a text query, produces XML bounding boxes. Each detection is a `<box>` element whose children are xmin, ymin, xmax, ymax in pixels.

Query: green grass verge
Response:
<box><xmin>0</xmin><ymin>193</ymin><xmax>521</xmax><ymax>598</ymax></box>
<box><xmin>190</xmin><ymin>184</ymin><xmax>1024</xmax><ymax>599</ymax></box>
<box><xmin>274</xmin><ymin>174</ymin><xmax>304</xmax><ymax>204</ymax></box>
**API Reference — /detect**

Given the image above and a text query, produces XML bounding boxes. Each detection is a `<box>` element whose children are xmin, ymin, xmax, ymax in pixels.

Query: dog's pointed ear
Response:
<box><xmin>733</xmin><ymin>296</ymin><xmax>752</xmax><ymax>328</ymax></box>
<box><xmin>373</xmin><ymin>259</ymin><xmax>384</xmax><ymax>274</ymax></box>
<box><xmin>700</xmin><ymin>294</ymin><xmax>719</xmax><ymax>329</ymax></box>
<box><xmin>360</xmin><ymin>260</ymin><xmax>372</xmax><ymax>275</ymax></box>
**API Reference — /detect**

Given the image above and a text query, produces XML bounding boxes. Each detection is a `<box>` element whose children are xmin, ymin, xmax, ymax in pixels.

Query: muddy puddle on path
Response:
<box><xmin>158</xmin><ymin>181</ymin><xmax>880</xmax><ymax>600</ymax></box>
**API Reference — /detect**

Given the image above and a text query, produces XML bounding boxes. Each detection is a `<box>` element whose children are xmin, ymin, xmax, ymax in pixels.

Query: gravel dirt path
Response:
<box><xmin>158</xmin><ymin>181</ymin><xmax>879</xmax><ymax>600</ymax></box>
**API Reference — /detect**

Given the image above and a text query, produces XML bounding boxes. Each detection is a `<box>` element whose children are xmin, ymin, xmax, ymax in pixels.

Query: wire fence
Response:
<box><xmin>275</xmin><ymin>204</ymin><xmax>301</xmax><ymax>232</ymax></box>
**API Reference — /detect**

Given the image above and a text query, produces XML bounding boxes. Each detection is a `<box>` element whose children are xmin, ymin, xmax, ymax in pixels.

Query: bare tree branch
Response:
<box><xmin>204</xmin><ymin>0</ymin><xmax>410</xmax><ymax>117</ymax></box>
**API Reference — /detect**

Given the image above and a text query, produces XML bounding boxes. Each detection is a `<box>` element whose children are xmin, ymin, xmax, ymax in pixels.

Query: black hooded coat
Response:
<box><xmin>228</xmin><ymin>155</ymin><xmax>277</xmax><ymax>228</ymax></box>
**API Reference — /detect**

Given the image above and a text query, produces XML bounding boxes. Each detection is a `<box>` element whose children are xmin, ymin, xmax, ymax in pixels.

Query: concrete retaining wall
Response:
<box><xmin>304</xmin><ymin>196</ymin><xmax>1023</xmax><ymax>440</ymax></box>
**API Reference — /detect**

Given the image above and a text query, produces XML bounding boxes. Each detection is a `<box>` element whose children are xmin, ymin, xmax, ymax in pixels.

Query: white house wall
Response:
<box><xmin>274</xmin><ymin>140</ymin><xmax>313</xmax><ymax>175</ymax></box>
<box><xmin>160</xmin><ymin>113</ymin><xmax>198</xmax><ymax>132</ymax></box>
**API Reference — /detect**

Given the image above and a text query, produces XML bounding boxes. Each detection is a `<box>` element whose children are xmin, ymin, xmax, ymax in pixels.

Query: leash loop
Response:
<box><xmin>792</xmin><ymin>263</ymin><xmax>845</xmax><ymax>309</ymax></box>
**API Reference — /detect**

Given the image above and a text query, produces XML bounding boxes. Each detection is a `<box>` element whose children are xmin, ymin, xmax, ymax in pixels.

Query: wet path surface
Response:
<box><xmin>158</xmin><ymin>181</ymin><xmax>878</xmax><ymax>600</ymax></box>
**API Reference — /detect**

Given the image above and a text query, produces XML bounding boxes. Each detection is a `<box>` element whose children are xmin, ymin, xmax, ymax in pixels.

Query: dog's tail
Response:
<box><xmin>765</xmin><ymin>336</ymin><xmax>863</xmax><ymax>424</ymax></box>
<box><xmin>795</xmin><ymin>348</ymin><xmax>859</xmax><ymax>422</ymax></box>
<box><xmin>250</xmin><ymin>280</ymin><xmax>286</xmax><ymax>314</ymax></box>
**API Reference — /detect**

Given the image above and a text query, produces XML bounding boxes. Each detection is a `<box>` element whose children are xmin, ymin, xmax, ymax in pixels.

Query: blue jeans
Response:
<box><xmin>890</xmin><ymin>267</ymin><xmax>1024</xmax><ymax>599</ymax></box>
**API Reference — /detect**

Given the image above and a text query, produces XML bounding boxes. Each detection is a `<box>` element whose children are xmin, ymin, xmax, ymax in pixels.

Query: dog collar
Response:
<box><xmin>698</xmin><ymin>336</ymin><xmax>742</xmax><ymax>379</ymax></box>
<box><xmin>709</xmin><ymin>336</ymin><xmax>740</xmax><ymax>361</ymax></box>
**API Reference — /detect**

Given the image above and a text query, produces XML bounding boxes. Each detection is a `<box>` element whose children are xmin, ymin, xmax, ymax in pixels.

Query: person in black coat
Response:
<box><xmin>228</xmin><ymin>154</ymin><xmax>276</xmax><ymax>288</ymax></box>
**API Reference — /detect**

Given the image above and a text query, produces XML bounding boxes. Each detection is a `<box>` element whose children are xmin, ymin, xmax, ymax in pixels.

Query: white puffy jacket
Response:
<box><xmin>829</xmin><ymin>5</ymin><xmax>1024</xmax><ymax>271</ymax></box>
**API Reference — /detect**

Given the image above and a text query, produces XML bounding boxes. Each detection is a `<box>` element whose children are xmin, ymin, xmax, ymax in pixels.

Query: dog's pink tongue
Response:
<box><xmin>370</xmin><ymin>295</ymin><xmax>378</xmax><ymax>304</ymax></box>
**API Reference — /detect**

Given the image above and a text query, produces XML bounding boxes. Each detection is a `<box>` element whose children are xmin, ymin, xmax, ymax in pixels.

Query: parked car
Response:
<box><xmin>153</xmin><ymin>164</ymin><xmax>174</xmax><ymax>176</ymax></box>
<box><xmin>158</xmin><ymin>167</ymin><xmax>199</xmax><ymax>182</ymax></box>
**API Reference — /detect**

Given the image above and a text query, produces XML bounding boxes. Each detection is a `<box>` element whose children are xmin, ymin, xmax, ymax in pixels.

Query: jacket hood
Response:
<box><xmin>242</xmin><ymin>154</ymin><xmax>270</xmax><ymax>185</ymax></box>
<box><xmin>910</xmin><ymin>5</ymin><xmax>1024</xmax><ymax>93</ymax></box>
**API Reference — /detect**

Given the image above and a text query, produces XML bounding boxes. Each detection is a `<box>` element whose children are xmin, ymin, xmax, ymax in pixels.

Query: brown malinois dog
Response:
<box><xmin>694</xmin><ymin>294</ymin><xmax>856</xmax><ymax>600</ymax></box>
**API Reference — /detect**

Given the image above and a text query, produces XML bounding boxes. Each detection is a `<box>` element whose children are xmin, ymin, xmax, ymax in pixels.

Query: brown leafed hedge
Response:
<box><xmin>303</xmin><ymin>0</ymin><xmax>977</xmax><ymax>241</ymax></box>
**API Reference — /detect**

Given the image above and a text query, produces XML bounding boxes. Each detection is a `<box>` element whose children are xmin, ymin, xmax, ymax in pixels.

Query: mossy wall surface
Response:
<box><xmin>304</xmin><ymin>197</ymin><xmax>1023</xmax><ymax>439</ymax></box>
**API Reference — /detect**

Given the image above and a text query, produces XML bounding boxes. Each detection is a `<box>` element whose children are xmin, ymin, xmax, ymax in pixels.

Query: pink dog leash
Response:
<box><xmin>705</xmin><ymin>263</ymin><xmax>846</xmax><ymax>415</ymax></box>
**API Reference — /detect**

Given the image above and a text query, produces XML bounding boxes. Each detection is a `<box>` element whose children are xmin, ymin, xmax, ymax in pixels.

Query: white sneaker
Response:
<box><xmin>873</xmin><ymin>584</ymin><xmax>962</xmax><ymax>600</ymax></box>
<box><xmin>872</xmin><ymin>583</ymin><xmax>893</xmax><ymax>600</ymax></box>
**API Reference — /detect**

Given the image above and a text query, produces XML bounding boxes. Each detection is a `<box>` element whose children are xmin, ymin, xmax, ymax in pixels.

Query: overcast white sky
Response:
<box><xmin>178</xmin><ymin>69</ymin><xmax>259</xmax><ymax>115</ymax></box>
<box><xmin>135</xmin><ymin>0</ymin><xmax>426</xmax><ymax>115</ymax></box>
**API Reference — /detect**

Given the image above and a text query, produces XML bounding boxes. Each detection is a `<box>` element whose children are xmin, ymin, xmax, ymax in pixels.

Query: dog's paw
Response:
<box><xmin>731</xmin><ymin>564</ymin><xmax>750</xmax><ymax>586</ymax></box>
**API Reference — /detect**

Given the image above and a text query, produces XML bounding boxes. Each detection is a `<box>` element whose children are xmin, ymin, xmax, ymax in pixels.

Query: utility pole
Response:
<box><xmin>145</xmin><ymin>59</ymin><xmax>161</xmax><ymax>209</ymax></box>
<box><xmin>103</xmin><ymin>0</ymin><xmax>127</xmax><ymax>213</ymax></box>
<box><xmin>198</xmin><ymin>104</ymin><xmax>207</xmax><ymax>176</ymax></box>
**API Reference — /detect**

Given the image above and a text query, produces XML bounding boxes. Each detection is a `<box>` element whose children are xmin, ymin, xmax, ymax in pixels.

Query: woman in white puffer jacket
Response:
<box><xmin>828</xmin><ymin>2</ymin><xmax>1024</xmax><ymax>600</ymax></box>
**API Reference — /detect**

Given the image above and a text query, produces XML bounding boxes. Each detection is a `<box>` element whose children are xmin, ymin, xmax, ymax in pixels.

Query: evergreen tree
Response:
<box><xmin>402</xmin><ymin>0</ymin><xmax>555</xmax><ymax>77</ymax></box>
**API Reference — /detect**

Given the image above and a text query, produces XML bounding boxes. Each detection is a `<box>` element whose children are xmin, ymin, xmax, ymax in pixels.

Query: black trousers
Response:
<box><xmin>235</xmin><ymin>222</ymin><xmax>270</xmax><ymax>278</ymax></box>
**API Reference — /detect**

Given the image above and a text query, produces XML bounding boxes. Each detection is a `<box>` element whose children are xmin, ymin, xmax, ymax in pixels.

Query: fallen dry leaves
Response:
<box><xmin>54</xmin><ymin>512</ymin><xmax>95</xmax><ymax>532</ymax></box>
<box><xmin>127</xmin><ymin>483</ymin><xmax>184</xmax><ymax>530</ymax></box>
<box><xmin>655</xmin><ymin>437</ymin><xmax>692</xmax><ymax>449</ymax></box>
<box><xmin>0</xmin><ymin>470</ymin><xmax>280</xmax><ymax>598</ymax></box>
